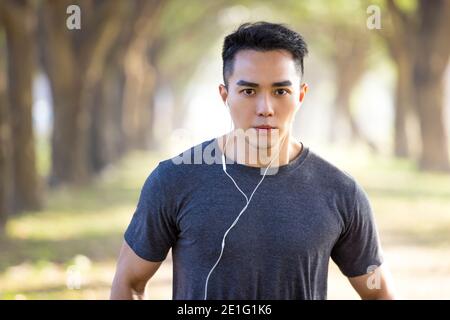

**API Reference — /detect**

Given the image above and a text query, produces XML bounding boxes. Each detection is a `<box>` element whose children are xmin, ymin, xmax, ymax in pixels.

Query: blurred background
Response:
<box><xmin>0</xmin><ymin>0</ymin><xmax>449</xmax><ymax>299</ymax></box>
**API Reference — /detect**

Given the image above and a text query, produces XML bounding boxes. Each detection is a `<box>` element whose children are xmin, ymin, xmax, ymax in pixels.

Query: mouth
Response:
<box><xmin>253</xmin><ymin>125</ymin><xmax>277</xmax><ymax>131</ymax></box>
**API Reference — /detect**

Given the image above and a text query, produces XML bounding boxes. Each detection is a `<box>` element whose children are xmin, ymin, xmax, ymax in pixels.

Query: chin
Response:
<box><xmin>247</xmin><ymin>136</ymin><xmax>279</xmax><ymax>149</ymax></box>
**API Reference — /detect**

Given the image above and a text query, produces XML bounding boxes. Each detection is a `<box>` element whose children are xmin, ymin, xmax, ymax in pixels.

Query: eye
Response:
<box><xmin>241</xmin><ymin>88</ymin><xmax>255</xmax><ymax>96</ymax></box>
<box><xmin>274</xmin><ymin>88</ymin><xmax>289</xmax><ymax>96</ymax></box>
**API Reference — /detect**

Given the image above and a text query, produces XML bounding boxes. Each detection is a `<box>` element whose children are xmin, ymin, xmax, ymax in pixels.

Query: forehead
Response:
<box><xmin>230</xmin><ymin>49</ymin><xmax>299</xmax><ymax>85</ymax></box>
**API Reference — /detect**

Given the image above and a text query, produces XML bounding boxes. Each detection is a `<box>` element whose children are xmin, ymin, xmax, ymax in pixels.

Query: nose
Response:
<box><xmin>256</xmin><ymin>96</ymin><xmax>274</xmax><ymax>117</ymax></box>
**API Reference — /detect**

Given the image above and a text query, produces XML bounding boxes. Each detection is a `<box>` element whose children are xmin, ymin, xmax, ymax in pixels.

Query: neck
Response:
<box><xmin>218</xmin><ymin>131</ymin><xmax>302</xmax><ymax>168</ymax></box>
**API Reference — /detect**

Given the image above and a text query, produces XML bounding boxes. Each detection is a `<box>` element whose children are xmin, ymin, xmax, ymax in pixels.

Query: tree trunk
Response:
<box><xmin>43</xmin><ymin>15</ymin><xmax>88</xmax><ymax>186</ymax></box>
<box><xmin>87</xmin><ymin>0</ymin><xmax>164</xmax><ymax>172</ymax></box>
<box><xmin>386</xmin><ymin>0</ymin><xmax>450</xmax><ymax>171</ymax></box>
<box><xmin>328</xmin><ymin>27</ymin><xmax>378</xmax><ymax>152</ymax></box>
<box><xmin>393</xmin><ymin>56</ymin><xmax>412</xmax><ymax>158</ymax></box>
<box><xmin>42</xmin><ymin>1</ymin><xmax>89</xmax><ymax>186</ymax></box>
<box><xmin>0</xmin><ymin>35</ymin><xmax>14</xmax><ymax>230</ymax></box>
<box><xmin>414</xmin><ymin>68</ymin><xmax>449</xmax><ymax>171</ymax></box>
<box><xmin>122</xmin><ymin>46</ymin><xmax>156</xmax><ymax>150</ymax></box>
<box><xmin>0</xmin><ymin>0</ymin><xmax>42</xmax><ymax>213</ymax></box>
<box><xmin>89</xmin><ymin>66</ymin><xmax>125</xmax><ymax>173</ymax></box>
<box><xmin>120</xmin><ymin>1</ymin><xmax>163</xmax><ymax>151</ymax></box>
<box><xmin>413</xmin><ymin>0</ymin><xmax>450</xmax><ymax>171</ymax></box>
<box><xmin>41</xmin><ymin>0</ymin><xmax>125</xmax><ymax>186</ymax></box>
<box><xmin>383</xmin><ymin>0</ymin><xmax>415</xmax><ymax>159</ymax></box>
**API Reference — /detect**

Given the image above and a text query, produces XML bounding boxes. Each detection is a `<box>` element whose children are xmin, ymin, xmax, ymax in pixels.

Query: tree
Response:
<box><xmin>148</xmin><ymin>0</ymin><xmax>232</xmax><ymax>135</ymax></box>
<box><xmin>274</xmin><ymin>0</ymin><xmax>379</xmax><ymax>150</ymax></box>
<box><xmin>120</xmin><ymin>0</ymin><xmax>164</xmax><ymax>151</ymax></box>
<box><xmin>0</xmin><ymin>28</ymin><xmax>14</xmax><ymax>231</ymax></box>
<box><xmin>40</xmin><ymin>0</ymin><xmax>125</xmax><ymax>186</ymax></box>
<box><xmin>0</xmin><ymin>0</ymin><xmax>42</xmax><ymax>214</ymax></box>
<box><xmin>327</xmin><ymin>23</ymin><xmax>378</xmax><ymax>152</ymax></box>
<box><xmin>380</xmin><ymin>1</ymin><xmax>414</xmax><ymax>158</ymax></box>
<box><xmin>383</xmin><ymin>0</ymin><xmax>450</xmax><ymax>170</ymax></box>
<box><xmin>88</xmin><ymin>0</ymin><xmax>164</xmax><ymax>173</ymax></box>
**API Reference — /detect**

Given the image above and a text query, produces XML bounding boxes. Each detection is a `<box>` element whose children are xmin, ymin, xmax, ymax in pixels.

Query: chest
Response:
<box><xmin>176</xmin><ymin>183</ymin><xmax>344</xmax><ymax>258</ymax></box>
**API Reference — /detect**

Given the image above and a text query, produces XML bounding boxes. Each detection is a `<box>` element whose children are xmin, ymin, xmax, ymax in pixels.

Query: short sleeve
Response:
<box><xmin>124</xmin><ymin>163</ymin><xmax>178</xmax><ymax>262</ymax></box>
<box><xmin>331</xmin><ymin>181</ymin><xmax>384</xmax><ymax>277</ymax></box>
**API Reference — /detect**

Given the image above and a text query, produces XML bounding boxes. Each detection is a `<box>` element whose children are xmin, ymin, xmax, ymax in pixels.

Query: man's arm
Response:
<box><xmin>348</xmin><ymin>264</ymin><xmax>396</xmax><ymax>300</ymax></box>
<box><xmin>110</xmin><ymin>241</ymin><xmax>163</xmax><ymax>300</ymax></box>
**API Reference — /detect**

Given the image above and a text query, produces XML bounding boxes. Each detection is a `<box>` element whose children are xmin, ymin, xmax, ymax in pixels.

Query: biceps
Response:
<box><xmin>348</xmin><ymin>264</ymin><xmax>396</xmax><ymax>300</ymax></box>
<box><xmin>115</xmin><ymin>241</ymin><xmax>163</xmax><ymax>288</ymax></box>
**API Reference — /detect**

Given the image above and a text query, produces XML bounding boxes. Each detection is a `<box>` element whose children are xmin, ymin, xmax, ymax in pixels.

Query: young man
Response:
<box><xmin>111</xmin><ymin>22</ymin><xmax>396</xmax><ymax>300</ymax></box>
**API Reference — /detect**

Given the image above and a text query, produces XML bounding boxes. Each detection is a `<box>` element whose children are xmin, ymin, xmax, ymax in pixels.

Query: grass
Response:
<box><xmin>0</xmin><ymin>143</ymin><xmax>449</xmax><ymax>299</ymax></box>
<box><xmin>0</xmin><ymin>149</ymin><xmax>163</xmax><ymax>299</ymax></box>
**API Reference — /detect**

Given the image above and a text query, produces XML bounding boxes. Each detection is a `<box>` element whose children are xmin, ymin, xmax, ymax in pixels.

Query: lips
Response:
<box><xmin>254</xmin><ymin>125</ymin><xmax>276</xmax><ymax>130</ymax></box>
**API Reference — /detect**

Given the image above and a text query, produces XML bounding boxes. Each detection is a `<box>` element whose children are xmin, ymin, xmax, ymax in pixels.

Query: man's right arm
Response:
<box><xmin>110</xmin><ymin>241</ymin><xmax>163</xmax><ymax>300</ymax></box>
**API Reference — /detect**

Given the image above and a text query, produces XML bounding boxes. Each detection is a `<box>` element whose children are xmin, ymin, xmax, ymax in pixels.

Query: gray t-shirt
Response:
<box><xmin>124</xmin><ymin>138</ymin><xmax>384</xmax><ymax>300</ymax></box>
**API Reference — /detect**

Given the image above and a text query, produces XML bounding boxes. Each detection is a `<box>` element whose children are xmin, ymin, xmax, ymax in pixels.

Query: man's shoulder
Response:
<box><xmin>305</xmin><ymin>150</ymin><xmax>357</xmax><ymax>193</ymax></box>
<box><xmin>154</xmin><ymin>137</ymin><xmax>219</xmax><ymax>180</ymax></box>
<box><xmin>160</xmin><ymin>137</ymin><xmax>217</xmax><ymax>165</ymax></box>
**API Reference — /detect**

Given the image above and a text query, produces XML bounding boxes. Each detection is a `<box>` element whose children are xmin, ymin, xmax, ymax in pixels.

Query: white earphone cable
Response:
<box><xmin>204</xmin><ymin>107</ymin><xmax>288</xmax><ymax>299</ymax></box>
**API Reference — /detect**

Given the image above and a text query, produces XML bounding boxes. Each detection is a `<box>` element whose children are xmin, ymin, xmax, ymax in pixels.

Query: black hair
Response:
<box><xmin>222</xmin><ymin>21</ymin><xmax>308</xmax><ymax>88</ymax></box>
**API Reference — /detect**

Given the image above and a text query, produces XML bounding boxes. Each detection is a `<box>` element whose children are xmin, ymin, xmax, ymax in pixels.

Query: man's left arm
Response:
<box><xmin>348</xmin><ymin>264</ymin><xmax>397</xmax><ymax>300</ymax></box>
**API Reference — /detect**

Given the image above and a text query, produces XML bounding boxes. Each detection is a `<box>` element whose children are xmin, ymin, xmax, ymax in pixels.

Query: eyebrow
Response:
<box><xmin>236</xmin><ymin>80</ymin><xmax>292</xmax><ymax>87</ymax></box>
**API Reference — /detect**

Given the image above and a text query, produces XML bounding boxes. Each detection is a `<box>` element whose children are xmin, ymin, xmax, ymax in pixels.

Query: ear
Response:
<box><xmin>219</xmin><ymin>84</ymin><xmax>228</xmax><ymax>105</ymax></box>
<box><xmin>299</xmin><ymin>83</ymin><xmax>308</xmax><ymax>104</ymax></box>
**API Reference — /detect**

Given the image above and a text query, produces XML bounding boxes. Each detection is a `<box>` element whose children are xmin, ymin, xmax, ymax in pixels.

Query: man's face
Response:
<box><xmin>219</xmin><ymin>49</ymin><xmax>307</xmax><ymax>149</ymax></box>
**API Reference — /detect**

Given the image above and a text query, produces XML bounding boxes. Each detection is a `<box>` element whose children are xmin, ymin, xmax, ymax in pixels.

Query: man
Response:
<box><xmin>111</xmin><ymin>22</ymin><xmax>396</xmax><ymax>300</ymax></box>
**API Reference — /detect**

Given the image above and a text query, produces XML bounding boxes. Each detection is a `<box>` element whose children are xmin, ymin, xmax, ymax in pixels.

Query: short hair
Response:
<box><xmin>222</xmin><ymin>21</ymin><xmax>308</xmax><ymax>87</ymax></box>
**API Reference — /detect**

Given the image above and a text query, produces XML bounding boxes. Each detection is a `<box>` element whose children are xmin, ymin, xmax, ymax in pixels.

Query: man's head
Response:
<box><xmin>219</xmin><ymin>22</ymin><xmax>309</xmax><ymax>149</ymax></box>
